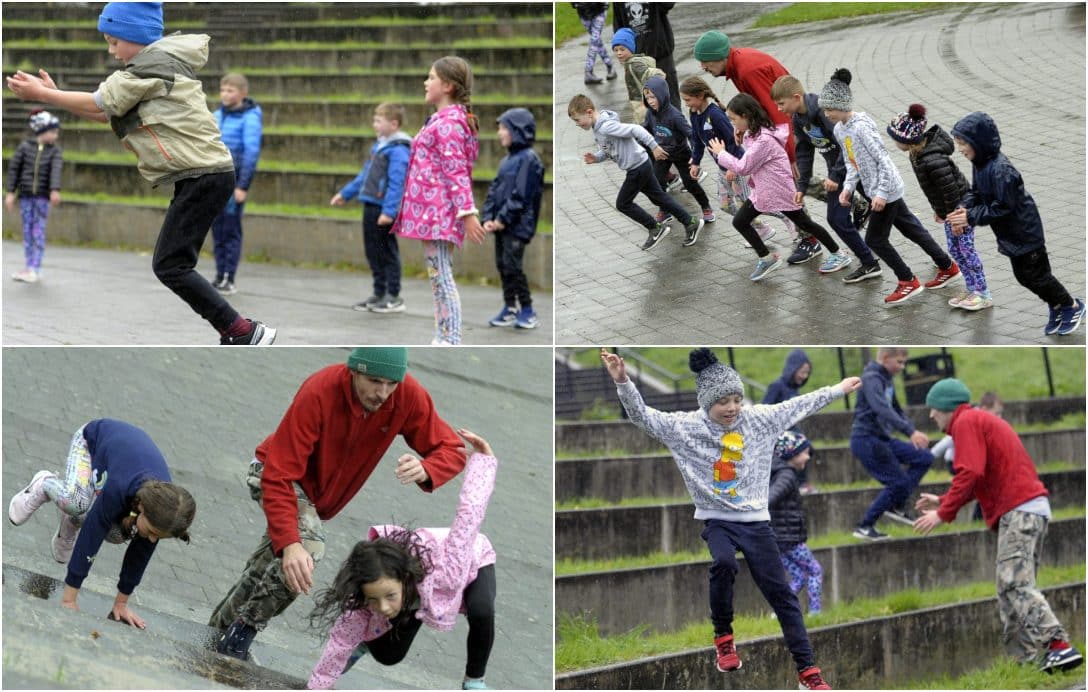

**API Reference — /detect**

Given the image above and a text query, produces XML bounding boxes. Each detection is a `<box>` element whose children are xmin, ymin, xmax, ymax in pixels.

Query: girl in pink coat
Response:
<box><xmin>307</xmin><ymin>429</ymin><xmax>497</xmax><ymax>691</ymax></box>
<box><xmin>392</xmin><ymin>56</ymin><xmax>486</xmax><ymax>345</ymax></box>
<box><xmin>709</xmin><ymin>93</ymin><xmax>850</xmax><ymax>282</ymax></box>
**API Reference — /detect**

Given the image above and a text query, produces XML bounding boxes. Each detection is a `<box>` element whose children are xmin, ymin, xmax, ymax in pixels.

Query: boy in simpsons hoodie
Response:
<box><xmin>642</xmin><ymin>75</ymin><xmax>714</xmax><ymax>230</ymax></box>
<box><xmin>601</xmin><ymin>347</ymin><xmax>859</xmax><ymax>690</ymax></box>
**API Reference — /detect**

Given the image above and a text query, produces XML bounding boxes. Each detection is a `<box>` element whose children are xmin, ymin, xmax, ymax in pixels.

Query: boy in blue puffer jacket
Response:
<box><xmin>947</xmin><ymin>112</ymin><xmax>1084</xmax><ymax>336</ymax></box>
<box><xmin>211</xmin><ymin>73</ymin><xmax>262</xmax><ymax>295</ymax></box>
<box><xmin>482</xmin><ymin>108</ymin><xmax>545</xmax><ymax>329</ymax></box>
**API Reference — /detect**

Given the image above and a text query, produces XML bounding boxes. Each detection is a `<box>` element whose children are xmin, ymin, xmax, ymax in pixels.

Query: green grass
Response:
<box><xmin>234</xmin><ymin>37</ymin><xmax>553</xmax><ymax>50</ymax></box>
<box><xmin>554</xmin><ymin>562</ymin><xmax>1085</xmax><ymax>671</ymax></box>
<box><xmin>64</xmin><ymin>121</ymin><xmax>555</xmax><ymax>140</ymax></box>
<box><xmin>555</xmin><ymin>3</ymin><xmax>609</xmax><ymax>45</ymax></box>
<box><xmin>752</xmin><ymin>2</ymin><xmax>954</xmax><ymax>27</ymax></box>
<box><xmin>242</xmin><ymin>93</ymin><xmax>553</xmax><ymax>105</ymax></box>
<box><xmin>903</xmin><ymin>644</ymin><xmax>1087</xmax><ymax>689</ymax></box>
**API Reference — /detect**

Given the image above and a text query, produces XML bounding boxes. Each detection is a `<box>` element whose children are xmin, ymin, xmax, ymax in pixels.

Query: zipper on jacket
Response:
<box><xmin>31</xmin><ymin>142</ymin><xmax>44</xmax><ymax>196</ymax></box>
<box><xmin>140</xmin><ymin>125</ymin><xmax>173</xmax><ymax>160</ymax></box>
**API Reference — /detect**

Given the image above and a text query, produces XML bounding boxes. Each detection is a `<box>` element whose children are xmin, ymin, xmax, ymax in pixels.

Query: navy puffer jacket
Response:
<box><xmin>909</xmin><ymin>124</ymin><xmax>969</xmax><ymax>218</ymax></box>
<box><xmin>768</xmin><ymin>458</ymin><xmax>806</xmax><ymax>549</ymax></box>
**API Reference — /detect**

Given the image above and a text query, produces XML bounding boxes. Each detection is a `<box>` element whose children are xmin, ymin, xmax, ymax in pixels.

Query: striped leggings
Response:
<box><xmin>424</xmin><ymin>240</ymin><xmax>462</xmax><ymax>345</ymax></box>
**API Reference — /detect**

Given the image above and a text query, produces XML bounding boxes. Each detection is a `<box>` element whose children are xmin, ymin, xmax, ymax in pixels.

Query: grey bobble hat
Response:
<box><xmin>689</xmin><ymin>348</ymin><xmax>744</xmax><ymax>413</ymax></box>
<box><xmin>818</xmin><ymin>68</ymin><xmax>853</xmax><ymax>111</ymax></box>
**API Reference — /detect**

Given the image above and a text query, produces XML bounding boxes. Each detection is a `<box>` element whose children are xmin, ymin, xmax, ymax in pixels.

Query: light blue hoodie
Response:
<box><xmin>590</xmin><ymin>109</ymin><xmax>658</xmax><ymax>171</ymax></box>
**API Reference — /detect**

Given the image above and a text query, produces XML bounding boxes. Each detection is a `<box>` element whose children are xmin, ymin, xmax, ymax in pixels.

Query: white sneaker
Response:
<box><xmin>8</xmin><ymin>470</ymin><xmax>55</xmax><ymax>525</ymax></box>
<box><xmin>12</xmin><ymin>269</ymin><xmax>39</xmax><ymax>283</ymax></box>
<box><xmin>52</xmin><ymin>507</ymin><xmax>80</xmax><ymax>564</ymax></box>
<box><xmin>957</xmin><ymin>292</ymin><xmax>994</xmax><ymax>311</ymax></box>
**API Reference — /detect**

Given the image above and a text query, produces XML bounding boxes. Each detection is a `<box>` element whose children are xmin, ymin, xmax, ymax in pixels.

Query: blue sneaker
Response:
<box><xmin>1056</xmin><ymin>298</ymin><xmax>1085</xmax><ymax>336</ymax></box>
<box><xmin>489</xmin><ymin>306</ymin><xmax>518</xmax><ymax>327</ymax></box>
<box><xmin>462</xmin><ymin>679</ymin><xmax>489</xmax><ymax>690</ymax></box>
<box><xmin>1044</xmin><ymin>305</ymin><xmax>1062</xmax><ymax>335</ymax></box>
<box><xmin>818</xmin><ymin>251</ymin><xmax>853</xmax><ymax>274</ymax></box>
<box><xmin>749</xmin><ymin>254</ymin><xmax>781</xmax><ymax>281</ymax></box>
<box><xmin>1040</xmin><ymin>641</ymin><xmax>1083</xmax><ymax>673</ymax></box>
<box><xmin>515</xmin><ymin>307</ymin><xmax>538</xmax><ymax>329</ymax></box>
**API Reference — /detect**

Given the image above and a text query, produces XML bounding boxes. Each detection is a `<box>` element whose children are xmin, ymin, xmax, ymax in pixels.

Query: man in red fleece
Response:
<box><xmin>210</xmin><ymin>347</ymin><xmax>465</xmax><ymax>660</ymax></box>
<box><xmin>913</xmin><ymin>378</ymin><xmax>1082</xmax><ymax>674</ymax></box>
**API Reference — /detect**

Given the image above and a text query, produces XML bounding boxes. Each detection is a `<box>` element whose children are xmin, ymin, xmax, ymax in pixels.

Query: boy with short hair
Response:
<box><xmin>211</xmin><ymin>72</ymin><xmax>262</xmax><ymax>296</ymax></box>
<box><xmin>611</xmin><ymin>27</ymin><xmax>664</xmax><ymax>124</ymax></box>
<box><xmin>5</xmin><ymin>1</ymin><xmax>275</xmax><ymax>344</ymax></box>
<box><xmin>569</xmin><ymin>93</ymin><xmax>702</xmax><ymax>250</ymax></box>
<box><xmin>947</xmin><ymin>112</ymin><xmax>1085</xmax><ymax>336</ymax></box>
<box><xmin>482</xmin><ymin>108</ymin><xmax>545</xmax><ymax>329</ymax></box>
<box><xmin>331</xmin><ymin>102</ymin><xmax>412</xmax><ymax>314</ymax></box>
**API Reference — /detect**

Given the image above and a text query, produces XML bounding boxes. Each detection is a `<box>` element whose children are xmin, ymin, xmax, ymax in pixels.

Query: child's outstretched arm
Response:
<box><xmin>601</xmin><ymin>348</ymin><xmax>690</xmax><ymax>443</ymax></box>
<box><xmin>7</xmin><ymin>70</ymin><xmax>108</xmax><ymax>123</ymax></box>
<box><xmin>432</xmin><ymin>429</ymin><xmax>497</xmax><ymax>591</ymax></box>
<box><xmin>764</xmin><ymin>377</ymin><xmax>860</xmax><ymax>431</ymax></box>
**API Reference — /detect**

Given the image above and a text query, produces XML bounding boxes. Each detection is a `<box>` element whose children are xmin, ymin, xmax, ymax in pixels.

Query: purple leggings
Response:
<box><xmin>579</xmin><ymin>12</ymin><xmax>612</xmax><ymax>73</ymax></box>
<box><xmin>943</xmin><ymin>221</ymin><xmax>989</xmax><ymax>295</ymax></box>
<box><xmin>779</xmin><ymin>542</ymin><xmax>823</xmax><ymax>613</ymax></box>
<box><xmin>19</xmin><ymin>197</ymin><xmax>50</xmax><ymax>270</ymax></box>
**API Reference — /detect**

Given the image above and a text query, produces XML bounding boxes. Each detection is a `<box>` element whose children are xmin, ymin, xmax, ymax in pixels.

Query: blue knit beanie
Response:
<box><xmin>611</xmin><ymin>28</ymin><xmax>637</xmax><ymax>53</ymax></box>
<box><xmin>98</xmin><ymin>2</ymin><xmax>164</xmax><ymax>47</ymax></box>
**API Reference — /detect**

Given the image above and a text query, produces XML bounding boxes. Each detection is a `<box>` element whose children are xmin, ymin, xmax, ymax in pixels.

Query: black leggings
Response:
<box><xmin>367</xmin><ymin>564</ymin><xmax>496</xmax><ymax>679</ymax></box>
<box><xmin>733</xmin><ymin>200</ymin><xmax>840</xmax><ymax>258</ymax></box>
<box><xmin>652</xmin><ymin>158</ymin><xmax>709</xmax><ymax>209</ymax></box>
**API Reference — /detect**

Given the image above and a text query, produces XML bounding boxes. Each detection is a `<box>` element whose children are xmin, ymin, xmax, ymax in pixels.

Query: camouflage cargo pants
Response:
<box><xmin>208</xmin><ymin>460</ymin><xmax>327</xmax><ymax>631</ymax></box>
<box><xmin>995</xmin><ymin>510</ymin><xmax>1067</xmax><ymax>663</ymax></box>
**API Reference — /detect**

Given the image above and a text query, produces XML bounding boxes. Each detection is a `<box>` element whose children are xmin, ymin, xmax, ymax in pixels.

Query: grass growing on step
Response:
<box><xmin>554</xmin><ymin>562</ymin><xmax>1085</xmax><ymax>672</ymax></box>
<box><xmin>753</xmin><ymin>2</ymin><xmax>954</xmax><ymax>27</ymax></box>
<box><xmin>215</xmin><ymin>64</ymin><xmax>553</xmax><ymax>76</ymax></box>
<box><xmin>238</xmin><ymin>37</ymin><xmax>553</xmax><ymax>49</ymax></box>
<box><xmin>246</xmin><ymin>92</ymin><xmax>554</xmax><ymax>105</ymax></box>
<box><xmin>904</xmin><ymin>643</ymin><xmax>1087</xmax><ymax>689</ymax></box>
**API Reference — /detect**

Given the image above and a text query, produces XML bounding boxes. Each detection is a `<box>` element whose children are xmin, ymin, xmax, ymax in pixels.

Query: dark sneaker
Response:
<box><xmin>489</xmin><ymin>306</ymin><xmax>518</xmax><ymax>327</ymax></box>
<box><xmin>584</xmin><ymin>69</ymin><xmax>603</xmax><ymax>85</ymax></box>
<box><xmin>514</xmin><ymin>307</ymin><xmax>538</xmax><ymax>329</ymax></box>
<box><xmin>217</xmin><ymin>619</ymin><xmax>258</xmax><ymax>660</ymax></box>
<box><xmin>787</xmin><ymin>238</ymin><xmax>823</xmax><ymax>264</ymax></box>
<box><xmin>852</xmin><ymin>524</ymin><xmax>889</xmax><ymax>540</ymax></box>
<box><xmin>883</xmin><ymin>277</ymin><xmax>924</xmax><ymax>306</ymax></box>
<box><xmin>212</xmin><ymin>275</ymin><xmax>225</xmax><ymax>289</ymax></box>
<box><xmin>1044</xmin><ymin>305</ymin><xmax>1062</xmax><ymax>335</ymax></box>
<box><xmin>798</xmin><ymin>666</ymin><xmax>832</xmax><ymax>690</ymax></box>
<box><xmin>842</xmin><ymin>263</ymin><xmax>882</xmax><ymax>283</ymax></box>
<box><xmin>713</xmin><ymin>633</ymin><xmax>742</xmax><ymax>672</ymax></box>
<box><xmin>606</xmin><ymin>64</ymin><xmax>617</xmax><ymax>80</ymax></box>
<box><xmin>220</xmin><ymin>320</ymin><xmax>277</xmax><ymax>346</ymax></box>
<box><xmin>1040</xmin><ymin>641</ymin><xmax>1083</xmax><ymax>673</ymax></box>
<box><xmin>683</xmin><ymin>218</ymin><xmax>704</xmax><ymax>247</ymax></box>
<box><xmin>370</xmin><ymin>295</ymin><xmax>405</xmax><ymax>314</ymax></box>
<box><xmin>352</xmin><ymin>295</ymin><xmax>382</xmax><ymax>312</ymax></box>
<box><xmin>924</xmin><ymin>261</ymin><xmax>961</xmax><ymax>289</ymax></box>
<box><xmin>1056</xmin><ymin>298</ymin><xmax>1085</xmax><ymax>336</ymax></box>
<box><xmin>218</xmin><ymin>280</ymin><xmax>238</xmax><ymax>296</ymax></box>
<box><xmin>641</xmin><ymin>223</ymin><xmax>670</xmax><ymax>250</ymax></box>
<box><xmin>883</xmin><ymin>507</ymin><xmax>917</xmax><ymax>526</ymax></box>
<box><xmin>342</xmin><ymin>642</ymin><xmax>369</xmax><ymax>674</ymax></box>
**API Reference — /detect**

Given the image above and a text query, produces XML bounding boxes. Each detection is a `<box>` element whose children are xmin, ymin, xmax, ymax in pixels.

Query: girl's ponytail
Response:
<box><xmin>433</xmin><ymin>56</ymin><xmax>478</xmax><ymax>135</ymax></box>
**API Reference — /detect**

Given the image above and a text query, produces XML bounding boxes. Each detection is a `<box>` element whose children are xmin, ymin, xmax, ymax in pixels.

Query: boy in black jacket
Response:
<box><xmin>643</xmin><ymin>76</ymin><xmax>714</xmax><ymax>243</ymax></box>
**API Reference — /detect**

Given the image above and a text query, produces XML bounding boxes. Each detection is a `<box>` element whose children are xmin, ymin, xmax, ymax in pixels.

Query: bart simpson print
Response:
<box><xmin>712</xmin><ymin>431</ymin><xmax>744</xmax><ymax>500</ymax></box>
<box><xmin>844</xmin><ymin>135</ymin><xmax>858</xmax><ymax>173</ymax></box>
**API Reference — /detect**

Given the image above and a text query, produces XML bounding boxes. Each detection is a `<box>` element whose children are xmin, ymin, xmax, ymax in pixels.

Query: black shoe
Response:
<box><xmin>606</xmin><ymin>64</ymin><xmax>617</xmax><ymax>80</ymax></box>
<box><xmin>352</xmin><ymin>295</ymin><xmax>382</xmax><ymax>312</ymax></box>
<box><xmin>787</xmin><ymin>238</ymin><xmax>823</xmax><ymax>264</ymax></box>
<box><xmin>842</xmin><ymin>263</ymin><xmax>882</xmax><ymax>283</ymax></box>
<box><xmin>369</xmin><ymin>295</ymin><xmax>405</xmax><ymax>313</ymax></box>
<box><xmin>641</xmin><ymin>222</ymin><xmax>670</xmax><ymax>250</ymax></box>
<box><xmin>217</xmin><ymin>619</ymin><xmax>258</xmax><ymax>660</ymax></box>
<box><xmin>584</xmin><ymin>69</ymin><xmax>603</xmax><ymax>85</ymax></box>
<box><xmin>683</xmin><ymin>218</ymin><xmax>704</xmax><ymax>247</ymax></box>
<box><xmin>852</xmin><ymin>524</ymin><xmax>889</xmax><ymax>540</ymax></box>
<box><xmin>1040</xmin><ymin>642</ymin><xmax>1084</xmax><ymax>673</ymax></box>
<box><xmin>883</xmin><ymin>507</ymin><xmax>917</xmax><ymax>525</ymax></box>
<box><xmin>220</xmin><ymin>320</ymin><xmax>277</xmax><ymax>346</ymax></box>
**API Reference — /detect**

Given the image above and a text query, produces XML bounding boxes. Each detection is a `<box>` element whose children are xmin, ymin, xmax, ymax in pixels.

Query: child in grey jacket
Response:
<box><xmin>601</xmin><ymin>347</ymin><xmax>859</xmax><ymax>691</ymax></box>
<box><xmin>569</xmin><ymin>93</ymin><xmax>703</xmax><ymax>251</ymax></box>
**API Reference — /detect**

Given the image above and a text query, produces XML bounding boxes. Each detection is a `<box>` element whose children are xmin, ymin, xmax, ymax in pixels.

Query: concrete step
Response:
<box><xmin>555</xmin><ymin>469</ymin><xmax>1085</xmax><ymax>561</ymax></box>
<box><xmin>557</xmin><ymin>517</ymin><xmax>1086</xmax><ymax>635</ymax></box>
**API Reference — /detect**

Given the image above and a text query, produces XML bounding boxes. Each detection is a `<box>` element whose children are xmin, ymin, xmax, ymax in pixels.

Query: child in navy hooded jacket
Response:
<box><xmin>482</xmin><ymin>107</ymin><xmax>545</xmax><ymax>329</ymax></box>
<box><xmin>641</xmin><ymin>75</ymin><xmax>712</xmax><ymax>222</ymax></box>
<box><xmin>947</xmin><ymin>112</ymin><xmax>1084</xmax><ymax>336</ymax></box>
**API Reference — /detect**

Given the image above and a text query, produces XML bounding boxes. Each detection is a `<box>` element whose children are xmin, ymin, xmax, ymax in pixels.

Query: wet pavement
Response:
<box><xmin>1</xmin><ymin>347</ymin><xmax>553</xmax><ymax>690</ymax></box>
<box><xmin>1</xmin><ymin>241</ymin><xmax>553</xmax><ymax>346</ymax></box>
<box><xmin>554</xmin><ymin>2</ymin><xmax>1086</xmax><ymax>344</ymax></box>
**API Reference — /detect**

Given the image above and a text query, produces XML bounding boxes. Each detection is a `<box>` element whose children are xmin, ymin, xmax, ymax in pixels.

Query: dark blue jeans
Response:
<box><xmin>363</xmin><ymin>203</ymin><xmax>401</xmax><ymax>297</ymax></box>
<box><xmin>616</xmin><ymin>158</ymin><xmax>692</xmax><ymax>229</ymax></box>
<box><xmin>826</xmin><ymin>188</ymin><xmax>878</xmax><ymax>266</ymax></box>
<box><xmin>494</xmin><ymin>230</ymin><xmax>531</xmax><ymax>309</ymax></box>
<box><xmin>851</xmin><ymin>433</ymin><xmax>934</xmax><ymax>526</ymax></box>
<box><xmin>211</xmin><ymin>197</ymin><xmax>244</xmax><ymax>279</ymax></box>
<box><xmin>701</xmin><ymin>519</ymin><xmax>815</xmax><ymax>671</ymax></box>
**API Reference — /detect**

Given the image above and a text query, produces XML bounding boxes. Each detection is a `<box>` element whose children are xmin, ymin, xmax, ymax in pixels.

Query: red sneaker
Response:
<box><xmin>713</xmin><ymin>633</ymin><xmax>742</xmax><ymax>672</ymax></box>
<box><xmin>924</xmin><ymin>261</ymin><xmax>962</xmax><ymax>289</ymax></box>
<box><xmin>883</xmin><ymin>277</ymin><xmax>924</xmax><ymax>305</ymax></box>
<box><xmin>798</xmin><ymin>665</ymin><xmax>831</xmax><ymax>690</ymax></box>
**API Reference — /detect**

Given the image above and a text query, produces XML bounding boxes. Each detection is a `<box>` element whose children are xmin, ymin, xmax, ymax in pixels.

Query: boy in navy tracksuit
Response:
<box><xmin>482</xmin><ymin>108</ymin><xmax>545</xmax><ymax>329</ymax></box>
<box><xmin>947</xmin><ymin>112</ymin><xmax>1084</xmax><ymax>336</ymax></box>
<box><xmin>331</xmin><ymin>103</ymin><xmax>412</xmax><ymax>313</ymax></box>
<box><xmin>642</xmin><ymin>75</ymin><xmax>714</xmax><ymax>232</ymax></box>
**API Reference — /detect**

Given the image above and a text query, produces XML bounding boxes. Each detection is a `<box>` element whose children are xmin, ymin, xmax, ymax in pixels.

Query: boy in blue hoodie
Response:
<box><xmin>849</xmin><ymin>348</ymin><xmax>934</xmax><ymax>540</ymax></box>
<box><xmin>947</xmin><ymin>112</ymin><xmax>1084</xmax><ymax>336</ymax></box>
<box><xmin>331</xmin><ymin>103</ymin><xmax>412</xmax><ymax>314</ymax></box>
<box><xmin>211</xmin><ymin>73</ymin><xmax>262</xmax><ymax>296</ymax></box>
<box><xmin>482</xmin><ymin>108</ymin><xmax>545</xmax><ymax>329</ymax></box>
<box><xmin>569</xmin><ymin>93</ymin><xmax>703</xmax><ymax>251</ymax></box>
<box><xmin>763</xmin><ymin>349</ymin><xmax>816</xmax><ymax>493</ymax></box>
<box><xmin>642</xmin><ymin>75</ymin><xmax>715</xmax><ymax>235</ymax></box>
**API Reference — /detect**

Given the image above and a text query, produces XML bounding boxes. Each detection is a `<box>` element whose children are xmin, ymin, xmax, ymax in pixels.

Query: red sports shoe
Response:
<box><xmin>713</xmin><ymin>633</ymin><xmax>742</xmax><ymax>672</ymax></box>
<box><xmin>884</xmin><ymin>277</ymin><xmax>924</xmax><ymax>305</ymax></box>
<box><xmin>798</xmin><ymin>665</ymin><xmax>831</xmax><ymax>689</ymax></box>
<box><xmin>924</xmin><ymin>261</ymin><xmax>962</xmax><ymax>289</ymax></box>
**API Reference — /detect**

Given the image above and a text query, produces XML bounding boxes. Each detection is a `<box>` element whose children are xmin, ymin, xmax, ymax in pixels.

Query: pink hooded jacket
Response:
<box><xmin>307</xmin><ymin>452</ymin><xmax>497</xmax><ymax>690</ymax></box>
<box><xmin>392</xmin><ymin>104</ymin><xmax>480</xmax><ymax>247</ymax></box>
<box><xmin>714</xmin><ymin>123</ymin><xmax>801</xmax><ymax>214</ymax></box>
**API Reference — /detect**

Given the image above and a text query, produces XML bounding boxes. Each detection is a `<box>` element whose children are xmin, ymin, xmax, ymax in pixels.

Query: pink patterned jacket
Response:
<box><xmin>307</xmin><ymin>452</ymin><xmax>497</xmax><ymax>690</ymax></box>
<box><xmin>391</xmin><ymin>104</ymin><xmax>480</xmax><ymax>247</ymax></box>
<box><xmin>714</xmin><ymin>123</ymin><xmax>801</xmax><ymax>214</ymax></box>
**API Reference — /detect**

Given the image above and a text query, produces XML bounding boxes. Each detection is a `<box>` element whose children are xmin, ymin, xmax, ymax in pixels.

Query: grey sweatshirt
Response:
<box><xmin>834</xmin><ymin>111</ymin><xmax>905</xmax><ymax>202</ymax></box>
<box><xmin>616</xmin><ymin>379</ymin><xmax>843</xmax><ymax>522</ymax></box>
<box><xmin>591</xmin><ymin>109</ymin><xmax>657</xmax><ymax>171</ymax></box>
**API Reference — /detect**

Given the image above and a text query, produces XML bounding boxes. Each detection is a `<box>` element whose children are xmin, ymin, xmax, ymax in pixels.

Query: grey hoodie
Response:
<box><xmin>616</xmin><ymin>379</ymin><xmax>843</xmax><ymax>522</ymax></box>
<box><xmin>590</xmin><ymin>109</ymin><xmax>658</xmax><ymax>171</ymax></box>
<box><xmin>834</xmin><ymin>111</ymin><xmax>905</xmax><ymax>202</ymax></box>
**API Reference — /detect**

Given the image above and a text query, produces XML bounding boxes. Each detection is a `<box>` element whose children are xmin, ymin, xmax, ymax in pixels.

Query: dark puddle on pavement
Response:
<box><xmin>4</xmin><ymin>565</ymin><xmax>62</xmax><ymax>599</ymax></box>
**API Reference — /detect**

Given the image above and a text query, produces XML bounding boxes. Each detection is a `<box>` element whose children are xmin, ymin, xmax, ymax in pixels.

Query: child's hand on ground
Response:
<box><xmin>871</xmin><ymin>196</ymin><xmax>887</xmax><ymax>212</ymax></box>
<box><xmin>109</xmin><ymin>603</ymin><xmax>146</xmax><ymax>629</ymax></box>
<box><xmin>600</xmin><ymin>348</ymin><xmax>628</xmax><ymax>383</ymax></box>
<box><xmin>457</xmin><ymin>428</ymin><xmax>493</xmax><ymax>457</ymax></box>
<box><xmin>909</xmin><ymin>429</ymin><xmax>930</xmax><ymax>449</ymax></box>
<box><xmin>464</xmin><ymin>214</ymin><xmax>486</xmax><ymax>244</ymax></box>
<box><xmin>4</xmin><ymin>193</ymin><xmax>15</xmax><ymax>212</ymax></box>
<box><xmin>329</xmin><ymin>193</ymin><xmax>345</xmax><ymax>206</ymax></box>
<box><xmin>49</xmin><ymin>190</ymin><xmax>61</xmax><ymax>207</ymax></box>
<box><xmin>377</xmin><ymin>213</ymin><xmax>394</xmax><ymax>226</ymax></box>
<box><xmin>583</xmin><ymin>152</ymin><xmax>598</xmax><ymax>164</ymax></box>
<box><xmin>395</xmin><ymin>454</ymin><xmax>430</xmax><ymax>485</ymax></box>
<box><xmin>838</xmin><ymin>376</ymin><xmax>862</xmax><ymax>394</ymax></box>
<box><xmin>707</xmin><ymin>138</ymin><xmax>725</xmax><ymax>157</ymax></box>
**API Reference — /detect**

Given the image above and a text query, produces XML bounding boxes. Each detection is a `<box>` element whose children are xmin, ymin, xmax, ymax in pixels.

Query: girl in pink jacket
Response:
<box><xmin>709</xmin><ymin>94</ymin><xmax>850</xmax><ymax>282</ymax></box>
<box><xmin>307</xmin><ymin>429</ymin><xmax>497</xmax><ymax>690</ymax></box>
<box><xmin>392</xmin><ymin>56</ymin><xmax>486</xmax><ymax>345</ymax></box>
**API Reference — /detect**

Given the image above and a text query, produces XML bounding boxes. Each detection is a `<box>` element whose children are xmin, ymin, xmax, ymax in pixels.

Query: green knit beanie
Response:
<box><xmin>694</xmin><ymin>30</ymin><xmax>731</xmax><ymax>62</ymax></box>
<box><xmin>346</xmin><ymin>347</ymin><xmax>408</xmax><ymax>382</ymax></box>
<box><xmin>925</xmin><ymin>378</ymin><xmax>971</xmax><ymax>412</ymax></box>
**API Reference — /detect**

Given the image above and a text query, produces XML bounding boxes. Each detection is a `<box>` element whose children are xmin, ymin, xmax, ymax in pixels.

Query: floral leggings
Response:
<box><xmin>579</xmin><ymin>11</ymin><xmax>612</xmax><ymax>73</ymax></box>
<box><xmin>716</xmin><ymin>169</ymin><xmax>795</xmax><ymax>236</ymax></box>
<box><xmin>42</xmin><ymin>424</ymin><xmax>97</xmax><ymax>522</ymax></box>
<box><xmin>943</xmin><ymin>221</ymin><xmax>989</xmax><ymax>296</ymax></box>
<box><xmin>779</xmin><ymin>542</ymin><xmax>823</xmax><ymax>613</ymax></box>
<box><xmin>19</xmin><ymin>197</ymin><xmax>50</xmax><ymax>270</ymax></box>
<box><xmin>424</xmin><ymin>240</ymin><xmax>462</xmax><ymax>345</ymax></box>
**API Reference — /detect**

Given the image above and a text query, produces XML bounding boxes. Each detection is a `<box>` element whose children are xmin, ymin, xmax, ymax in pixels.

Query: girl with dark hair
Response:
<box><xmin>7</xmin><ymin>418</ymin><xmax>195</xmax><ymax>628</ymax></box>
<box><xmin>307</xmin><ymin>429</ymin><xmax>498</xmax><ymax>690</ymax></box>
<box><xmin>708</xmin><ymin>93</ymin><xmax>851</xmax><ymax>282</ymax></box>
